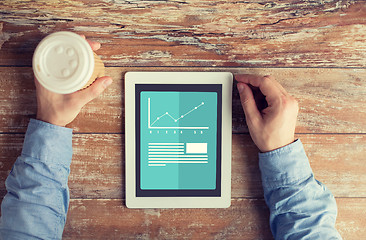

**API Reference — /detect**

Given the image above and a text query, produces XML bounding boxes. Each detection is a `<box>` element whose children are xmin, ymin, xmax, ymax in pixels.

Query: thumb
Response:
<box><xmin>237</xmin><ymin>83</ymin><xmax>261</xmax><ymax>126</ymax></box>
<box><xmin>73</xmin><ymin>76</ymin><xmax>113</xmax><ymax>106</ymax></box>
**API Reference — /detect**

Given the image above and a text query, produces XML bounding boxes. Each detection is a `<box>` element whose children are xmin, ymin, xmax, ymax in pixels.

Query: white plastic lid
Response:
<box><xmin>32</xmin><ymin>31</ymin><xmax>94</xmax><ymax>94</ymax></box>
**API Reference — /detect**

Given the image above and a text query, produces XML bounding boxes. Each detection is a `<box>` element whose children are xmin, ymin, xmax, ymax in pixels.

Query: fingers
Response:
<box><xmin>72</xmin><ymin>76</ymin><xmax>113</xmax><ymax>107</ymax></box>
<box><xmin>79</xmin><ymin>34</ymin><xmax>101</xmax><ymax>51</ymax></box>
<box><xmin>263</xmin><ymin>75</ymin><xmax>288</xmax><ymax>96</ymax></box>
<box><xmin>236</xmin><ymin>74</ymin><xmax>283</xmax><ymax>99</ymax></box>
<box><xmin>87</xmin><ymin>39</ymin><xmax>101</xmax><ymax>51</ymax></box>
<box><xmin>34</xmin><ymin>77</ymin><xmax>41</xmax><ymax>89</ymax></box>
<box><xmin>237</xmin><ymin>82</ymin><xmax>261</xmax><ymax>126</ymax></box>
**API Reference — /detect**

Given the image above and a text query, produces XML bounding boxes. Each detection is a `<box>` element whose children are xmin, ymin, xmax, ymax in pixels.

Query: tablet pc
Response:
<box><xmin>125</xmin><ymin>72</ymin><xmax>232</xmax><ymax>208</ymax></box>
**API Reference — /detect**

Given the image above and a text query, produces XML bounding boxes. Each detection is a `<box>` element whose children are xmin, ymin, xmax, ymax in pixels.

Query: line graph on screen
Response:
<box><xmin>147</xmin><ymin>98</ymin><xmax>209</xmax><ymax>129</ymax></box>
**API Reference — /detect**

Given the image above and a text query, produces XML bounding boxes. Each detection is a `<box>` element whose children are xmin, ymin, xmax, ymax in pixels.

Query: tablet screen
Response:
<box><xmin>135</xmin><ymin>84</ymin><xmax>222</xmax><ymax>197</ymax></box>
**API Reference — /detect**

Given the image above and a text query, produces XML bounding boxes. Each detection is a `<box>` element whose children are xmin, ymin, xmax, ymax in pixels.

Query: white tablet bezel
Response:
<box><xmin>125</xmin><ymin>72</ymin><xmax>232</xmax><ymax>208</ymax></box>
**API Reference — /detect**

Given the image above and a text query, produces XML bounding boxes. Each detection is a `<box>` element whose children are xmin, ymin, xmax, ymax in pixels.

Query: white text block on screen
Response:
<box><xmin>186</xmin><ymin>143</ymin><xmax>208</xmax><ymax>154</ymax></box>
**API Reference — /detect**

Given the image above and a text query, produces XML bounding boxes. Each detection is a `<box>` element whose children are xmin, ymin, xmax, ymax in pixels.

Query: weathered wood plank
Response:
<box><xmin>1</xmin><ymin>134</ymin><xmax>365</xmax><ymax>199</ymax></box>
<box><xmin>1</xmin><ymin>2</ymin><xmax>364</xmax><ymax>239</ymax></box>
<box><xmin>63</xmin><ymin>198</ymin><xmax>273</xmax><ymax>240</ymax></box>
<box><xmin>61</xmin><ymin>198</ymin><xmax>366</xmax><ymax>240</ymax></box>
<box><xmin>0</xmin><ymin>67</ymin><xmax>124</xmax><ymax>133</ymax></box>
<box><xmin>0</xmin><ymin>133</ymin><xmax>23</xmax><ymax>198</ymax></box>
<box><xmin>1</xmin><ymin>1</ymin><xmax>366</xmax><ymax>67</ymax></box>
<box><xmin>66</xmin><ymin>133</ymin><xmax>366</xmax><ymax>199</ymax></box>
<box><xmin>336</xmin><ymin>198</ymin><xmax>366</xmax><ymax>239</ymax></box>
<box><xmin>0</xmin><ymin>67</ymin><xmax>365</xmax><ymax>133</ymax></box>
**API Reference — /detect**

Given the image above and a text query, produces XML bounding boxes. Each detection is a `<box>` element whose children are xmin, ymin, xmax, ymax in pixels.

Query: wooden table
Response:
<box><xmin>1</xmin><ymin>1</ymin><xmax>366</xmax><ymax>239</ymax></box>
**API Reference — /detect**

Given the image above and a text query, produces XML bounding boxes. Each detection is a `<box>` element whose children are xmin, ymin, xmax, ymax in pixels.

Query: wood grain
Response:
<box><xmin>63</xmin><ymin>199</ymin><xmax>273</xmax><ymax>240</ymax></box>
<box><xmin>0</xmin><ymin>67</ymin><xmax>365</xmax><ymax>133</ymax></box>
<box><xmin>61</xmin><ymin>198</ymin><xmax>366</xmax><ymax>240</ymax></box>
<box><xmin>1</xmin><ymin>1</ymin><xmax>366</xmax><ymax>67</ymax></box>
<box><xmin>336</xmin><ymin>198</ymin><xmax>366</xmax><ymax>240</ymax></box>
<box><xmin>1</xmin><ymin>1</ymin><xmax>365</xmax><ymax>239</ymax></box>
<box><xmin>1</xmin><ymin>134</ymin><xmax>365</xmax><ymax>200</ymax></box>
<box><xmin>54</xmin><ymin>133</ymin><xmax>366</xmax><ymax>199</ymax></box>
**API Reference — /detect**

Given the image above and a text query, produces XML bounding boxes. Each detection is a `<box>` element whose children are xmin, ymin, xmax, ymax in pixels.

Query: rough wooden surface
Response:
<box><xmin>1</xmin><ymin>67</ymin><xmax>365</xmax><ymax>133</ymax></box>
<box><xmin>61</xmin><ymin>198</ymin><xmax>366</xmax><ymax>240</ymax></box>
<box><xmin>1</xmin><ymin>133</ymin><xmax>365</xmax><ymax>200</ymax></box>
<box><xmin>1</xmin><ymin>1</ymin><xmax>366</xmax><ymax>67</ymax></box>
<box><xmin>1</xmin><ymin>0</ymin><xmax>366</xmax><ymax>239</ymax></box>
<box><xmin>63</xmin><ymin>199</ymin><xmax>273</xmax><ymax>240</ymax></box>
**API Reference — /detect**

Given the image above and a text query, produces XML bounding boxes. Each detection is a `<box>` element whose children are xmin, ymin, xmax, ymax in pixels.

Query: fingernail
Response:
<box><xmin>103</xmin><ymin>78</ymin><xmax>113</xmax><ymax>87</ymax></box>
<box><xmin>237</xmin><ymin>83</ymin><xmax>245</xmax><ymax>93</ymax></box>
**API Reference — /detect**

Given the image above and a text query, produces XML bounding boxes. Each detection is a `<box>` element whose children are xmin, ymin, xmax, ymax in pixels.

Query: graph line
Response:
<box><xmin>148</xmin><ymin>98</ymin><xmax>209</xmax><ymax>129</ymax></box>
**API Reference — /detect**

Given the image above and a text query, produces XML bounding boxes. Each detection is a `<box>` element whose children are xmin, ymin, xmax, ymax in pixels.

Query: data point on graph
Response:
<box><xmin>195</xmin><ymin>107</ymin><xmax>197</xmax><ymax>109</ymax></box>
<box><xmin>181</xmin><ymin>115</ymin><xmax>184</xmax><ymax>118</ymax></box>
<box><xmin>174</xmin><ymin>120</ymin><xmax>177</xmax><ymax>122</ymax></box>
<box><xmin>157</xmin><ymin>117</ymin><xmax>160</xmax><ymax>120</ymax></box>
<box><xmin>202</xmin><ymin>102</ymin><xmax>204</xmax><ymax>104</ymax></box>
<box><xmin>166</xmin><ymin>112</ymin><xmax>168</xmax><ymax>114</ymax></box>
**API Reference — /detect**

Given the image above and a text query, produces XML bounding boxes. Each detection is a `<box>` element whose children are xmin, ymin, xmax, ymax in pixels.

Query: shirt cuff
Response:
<box><xmin>258</xmin><ymin>139</ymin><xmax>313</xmax><ymax>189</ymax></box>
<box><xmin>21</xmin><ymin>119</ymin><xmax>73</xmax><ymax>166</ymax></box>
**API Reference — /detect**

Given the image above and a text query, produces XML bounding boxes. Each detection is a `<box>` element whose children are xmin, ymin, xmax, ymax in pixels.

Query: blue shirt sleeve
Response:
<box><xmin>0</xmin><ymin>119</ymin><xmax>73</xmax><ymax>240</ymax></box>
<box><xmin>259</xmin><ymin>139</ymin><xmax>342</xmax><ymax>240</ymax></box>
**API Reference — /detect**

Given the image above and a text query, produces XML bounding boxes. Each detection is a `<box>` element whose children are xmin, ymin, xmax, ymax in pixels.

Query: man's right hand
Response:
<box><xmin>236</xmin><ymin>74</ymin><xmax>299</xmax><ymax>152</ymax></box>
<box><xmin>35</xmin><ymin>36</ymin><xmax>113</xmax><ymax>127</ymax></box>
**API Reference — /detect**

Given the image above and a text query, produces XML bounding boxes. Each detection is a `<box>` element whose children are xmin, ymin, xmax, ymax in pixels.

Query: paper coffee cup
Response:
<box><xmin>33</xmin><ymin>31</ymin><xmax>105</xmax><ymax>94</ymax></box>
